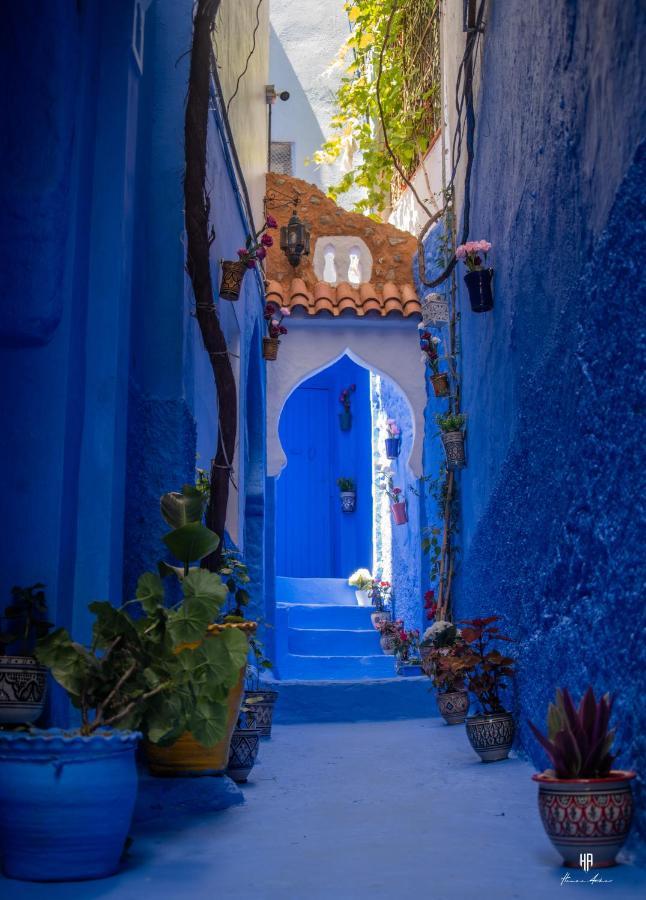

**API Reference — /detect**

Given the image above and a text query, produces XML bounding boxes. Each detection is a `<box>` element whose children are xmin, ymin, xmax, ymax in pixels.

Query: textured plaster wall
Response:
<box><xmin>421</xmin><ymin>0</ymin><xmax>646</xmax><ymax>842</ymax></box>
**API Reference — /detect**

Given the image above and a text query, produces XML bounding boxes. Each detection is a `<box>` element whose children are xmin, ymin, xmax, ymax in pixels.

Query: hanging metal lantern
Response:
<box><xmin>280</xmin><ymin>211</ymin><xmax>310</xmax><ymax>268</ymax></box>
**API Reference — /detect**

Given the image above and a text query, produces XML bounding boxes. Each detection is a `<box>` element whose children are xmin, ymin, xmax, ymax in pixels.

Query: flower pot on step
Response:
<box><xmin>370</xmin><ymin>611</ymin><xmax>391</xmax><ymax>630</ymax></box>
<box><xmin>340</xmin><ymin>491</ymin><xmax>356</xmax><ymax>513</ymax></box>
<box><xmin>244</xmin><ymin>689</ymin><xmax>279</xmax><ymax>739</ymax></box>
<box><xmin>466</xmin><ymin>711</ymin><xmax>515</xmax><ymax>762</ymax></box>
<box><xmin>355</xmin><ymin>590</ymin><xmax>371</xmax><ymax>607</ymax></box>
<box><xmin>532</xmin><ymin>770</ymin><xmax>636</xmax><ymax>868</ymax></box>
<box><xmin>263</xmin><ymin>337</ymin><xmax>279</xmax><ymax>361</ymax></box>
<box><xmin>391</xmin><ymin>500</ymin><xmax>408</xmax><ymax>525</ymax></box>
<box><xmin>227</xmin><ymin>705</ymin><xmax>261</xmax><ymax>783</ymax></box>
<box><xmin>219</xmin><ymin>260</ymin><xmax>248</xmax><ymax>301</ymax></box>
<box><xmin>440</xmin><ymin>430</ymin><xmax>466</xmax><ymax>470</ymax></box>
<box><xmin>0</xmin><ymin>728</ymin><xmax>140</xmax><ymax>881</ymax></box>
<box><xmin>430</xmin><ymin>372</ymin><xmax>450</xmax><ymax>398</ymax></box>
<box><xmin>385</xmin><ymin>437</ymin><xmax>401</xmax><ymax>459</ymax></box>
<box><xmin>380</xmin><ymin>634</ymin><xmax>396</xmax><ymax>655</ymax></box>
<box><xmin>437</xmin><ymin>690</ymin><xmax>469</xmax><ymax>725</ymax></box>
<box><xmin>0</xmin><ymin>656</ymin><xmax>47</xmax><ymax>725</ymax></box>
<box><xmin>464</xmin><ymin>268</ymin><xmax>494</xmax><ymax>313</ymax></box>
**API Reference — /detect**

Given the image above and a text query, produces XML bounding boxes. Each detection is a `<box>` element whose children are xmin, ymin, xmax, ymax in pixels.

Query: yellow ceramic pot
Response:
<box><xmin>144</xmin><ymin>621</ymin><xmax>256</xmax><ymax>776</ymax></box>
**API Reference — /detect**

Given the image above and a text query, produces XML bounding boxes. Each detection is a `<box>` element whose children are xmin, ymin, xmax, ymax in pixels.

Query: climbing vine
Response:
<box><xmin>312</xmin><ymin>0</ymin><xmax>441</xmax><ymax>215</ymax></box>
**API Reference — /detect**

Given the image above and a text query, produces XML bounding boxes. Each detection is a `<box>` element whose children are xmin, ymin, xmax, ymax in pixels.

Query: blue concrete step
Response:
<box><xmin>288</xmin><ymin>627</ymin><xmax>382</xmax><ymax>656</ymax></box>
<box><xmin>276</xmin><ymin>576</ymin><xmax>357</xmax><ymax>606</ymax></box>
<box><xmin>281</xmin><ymin>603</ymin><xmax>374</xmax><ymax>630</ymax></box>
<box><xmin>281</xmin><ymin>653</ymin><xmax>396</xmax><ymax>680</ymax></box>
<box><xmin>272</xmin><ymin>677</ymin><xmax>436</xmax><ymax>723</ymax></box>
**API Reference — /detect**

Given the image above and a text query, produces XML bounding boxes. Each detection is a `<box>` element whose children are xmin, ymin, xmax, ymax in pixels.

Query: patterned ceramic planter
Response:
<box><xmin>466</xmin><ymin>711</ymin><xmax>515</xmax><ymax>762</ymax></box>
<box><xmin>262</xmin><ymin>337</ymin><xmax>279</xmax><ymax>360</ymax></box>
<box><xmin>227</xmin><ymin>706</ymin><xmax>261</xmax><ymax>783</ymax></box>
<box><xmin>532</xmin><ymin>770</ymin><xmax>636</xmax><ymax>868</ymax></box>
<box><xmin>219</xmin><ymin>260</ymin><xmax>248</xmax><ymax>300</ymax></box>
<box><xmin>385</xmin><ymin>437</ymin><xmax>401</xmax><ymax>459</ymax></box>
<box><xmin>430</xmin><ymin>372</ymin><xmax>450</xmax><ymax>398</ymax></box>
<box><xmin>441</xmin><ymin>430</ymin><xmax>466</xmax><ymax>470</ymax></box>
<box><xmin>370</xmin><ymin>610</ymin><xmax>390</xmax><ymax>630</ymax></box>
<box><xmin>0</xmin><ymin>656</ymin><xmax>47</xmax><ymax>725</ymax></box>
<box><xmin>464</xmin><ymin>268</ymin><xmax>494</xmax><ymax>312</ymax></box>
<box><xmin>391</xmin><ymin>500</ymin><xmax>408</xmax><ymax>525</ymax></box>
<box><xmin>380</xmin><ymin>634</ymin><xmax>396</xmax><ymax>655</ymax></box>
<box><xmin>244</xmin><ymin>689</ymin><xmax>278</xmax><ymax>739</ymax></box>
<box><xmin>340</xmin><ymin>491</ymin><xmax>356</xmax><ymax>513</ymax></box>
<box><xmin>437</xmin><ymin>690</ymin><xmax>469</xmax><ymax>725</ymax></box>
<box><xmin>0</xmin><ymin>728</ymin><xmax>140</xmax><ymax>881</ymax></box>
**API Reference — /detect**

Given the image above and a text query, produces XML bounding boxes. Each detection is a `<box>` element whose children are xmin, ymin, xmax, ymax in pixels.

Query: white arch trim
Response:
<box><xmin>266</xmin><ymin>321</ymin><xmax>426</xmax><ymax>477</ymax></box>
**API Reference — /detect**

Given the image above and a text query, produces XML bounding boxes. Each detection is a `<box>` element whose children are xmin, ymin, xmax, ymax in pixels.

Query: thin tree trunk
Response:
<box><xmin>184</xmin><ymin>0</ymin><xmax>235</xmax><ymax>568</ymax></box>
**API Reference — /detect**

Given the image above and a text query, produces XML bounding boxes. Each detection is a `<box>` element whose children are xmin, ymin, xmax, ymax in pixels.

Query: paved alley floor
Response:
<box><xmin>2</xmin><ymin>718</ymin><xmax>645</xmax><ymax>900</ymax></box>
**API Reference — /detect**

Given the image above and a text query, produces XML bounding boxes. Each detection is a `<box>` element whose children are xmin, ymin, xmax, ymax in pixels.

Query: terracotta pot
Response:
<box><xmin>391</xmin><ymin>500</ymin><xmax>408</xmax><ymax>525</ymax></box>
<box><xmin>380</xmin><ymin>634</ymin><xmax>396</xmax><ymax>655</ymax></box>
<box><xmin>464</xmin><ymin>268</ymin><xmax>494</xmax><ymax>312</ymax></box>
<box><xmin>227</xmin><ymin>705</ymin><xmax>261</xmax><ymax>783</ymax></box>
<box><xmin>532</xmin><ymin>770</ymin><xmax>636</xmax><ymax>868</ymax></box>
<box><xmin>340</xmin><ymin>491</ymin><xmax>356</xmax><ymax>513</ymax></box>
<box><xmin>436</xmin><ymin>690</ymin><xmax>469</xmax><ymax>725</ymax></box>
<box><xmin>440</xmin><ymin>430</ymin><xmax>466</xmax><ymax>470</ymax></box>
<box><xmin>466</xmin><ymin>711</ymin><xmax>515</xmax><ymax>762</ymax></box>
<box><xmin>263</xmin><ymin>337</ymin><xmax>279</xmax><ymax>360</ymax></box>
<box><xmin>244</xmin><ymin>689</ymin><xmax>278</xmax><ymax>739</ymax></box>
<box><xmin>430</xmin><ymin>372</ymin><xmax>450</xmax><ymax>398</ymax></box>
<box><xmin>144</xmin><ymin>622</ymin><xmax>256</xmax><ymax>776</ymax></box>
<box><xmin>0</xmin><ymin>656</ymin><xmax>47</xmax><ymax>725</ymax></box>
<box><xmin>219</xmin><ymin>260</ymin><xmax>248</xmax><ymax>301</ymax></box>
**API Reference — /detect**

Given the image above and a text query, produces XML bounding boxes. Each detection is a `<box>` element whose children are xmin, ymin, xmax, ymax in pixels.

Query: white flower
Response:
<box><xmin>348</xmin><ymin>568</ymin><xmax>373</xmax><ymax>589</ymax></box>
<box><xmin>431</xmin><ymin>335</ymin><xmax>441</xmax><ymax>345</ymax></box>
<box><xmin>417</xmin><ymin>321</ymin><xmax>425</xmax><ymax>331</ymax></box>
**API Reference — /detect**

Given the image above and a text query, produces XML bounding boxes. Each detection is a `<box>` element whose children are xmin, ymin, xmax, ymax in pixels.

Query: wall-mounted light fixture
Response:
<box><xmin>266</xmin><ymin>84</ymin><xmax>291</xmax><ymax>172</ymax></box>
<box><xmin>280</xmin><ymin>201</ymin><xmax>310</xmax><ymax>269</ymax></box>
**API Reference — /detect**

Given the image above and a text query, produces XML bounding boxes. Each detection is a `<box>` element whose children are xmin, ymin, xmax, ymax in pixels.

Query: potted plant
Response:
<box><xmin>227</xmin><ymin>698</ymin><xmax>261</xmax><ymax>783</ymax></box>
<box><xmin>529</xmin><ymin>687</ymin><xmax>636</xmax><ymax>868</ymax></box>
<box><xmin>369</xmin><ymin>580</ymin><xmax>392</xmax><ymax>629</ymax></box>
<box><xmin>379</xmin><ymin>472</ymin><xmax>408</xmax><ymax>525</ymax></box>
<box><xmin>348</xmin><ymin>568</ymin><xmax>374</xmax><ymax>606</ymax></box>
<box><xmin>419</xmin><ymin>330</ymin><xmax>450</xmax><ymax>398</ymax></box>
<box><xmin>376</xmin><ymin>618</ymin><xmax>400</xmax><ymax>655</ymax></box>
<box><xmin>460</xmin><ymin>616</ymin><xmax>516</xmax><ymax>762</ymax></box>
<box><xmin>337</xmin><ymin>477</ymin><xmax>356</xmax><ymax>512</ymax></box>
<box><xmin>436</xmin><ymin>412</ymin><xmax>467</xmax><ymax>470</ymax></box>
<box><xmin>392</xmin><ymin>624</ymin><xmax>422</xmax><ymax>675</ymax></box>
<box><xmin>0</xmin><ymin>583</ymin><xmax>51</xmax><ymax>725</ymax></box>
<box><xmin>244</xmin><ymin>635</ymin><xmax>278</xmax><ymax>739</ymax></box>
<box><xmin>263</xmin><ymin>300</ymin><xmax>289</xmax><ymax>360</ymax></box>
<box><xmin>455</xmin><ymin>240</ymin><xmax>493</xmax><ymax>312</ymax></box>
<box><xmin>338</xmin><ymin>383</ymin><xmax>356</xmax><ymax>431</ymax></box>
<box><xmin>385</xmin><ymin>419</ymin><xmax>402</xmax><ymax>458</ymax></box>
<box><xmin>420</xmin><ymin>620</ymin><xmax>471</xmax><ymax>725</ymax></box>
<box><xmin>220</xmin><ymin>214</ymin><xmax>278</xmax><ymax>300</ymax></box>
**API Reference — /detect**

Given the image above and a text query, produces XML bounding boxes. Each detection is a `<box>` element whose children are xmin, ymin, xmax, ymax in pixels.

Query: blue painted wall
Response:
<box><xmin>276</xmin><ymin>356</ymin><xmax>372</xmax><ymax>579</ymax></box>
<box><xmin>418</xmin><ymin>0</ymin><xmax>646</xmax><ymax>844</ymax></box>
<box><xmin>0</xmin><ymin>1</ymin><xmax>267</xmax><ymax>721</ymax></box>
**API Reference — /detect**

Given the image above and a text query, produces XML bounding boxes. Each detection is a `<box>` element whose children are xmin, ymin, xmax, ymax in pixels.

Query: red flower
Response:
<box><xmin>237</xmin><ymin>248</ymin><xmax>248</xmax><ymax>259</ymax></box>
<box><xmin>261</xmin><ymin>233</ymin><xmax>274</xmax><ymax>247</ymax></box>
<box><xmin>246</xmin><ymin>259</ymin><xmax>256</xmax><ymax>269</ymax></box>
<box><xmin>265</xmin><ymin>214</ymin><xmax>278</xmax><ymax>229</ymax></box>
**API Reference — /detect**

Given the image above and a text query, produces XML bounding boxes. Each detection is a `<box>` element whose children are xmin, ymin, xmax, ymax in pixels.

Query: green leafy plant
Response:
<box><xmin>0</xmin><ymin>584</ymin><xmax>52</xmax><ymax>656</ymax></box>
<box><xmin>420</xmin><ymin>621</ymin><xmax>472</xmax><ymax>692</ymax></box>
<box><xmin>337</xmin><ymin>477</ymin><xmax>356</xmax><ymax>492</ymax></box>
<box><xmin>217</xmin><ymin>547</ymin><xmax>252</xmax><ymax>621</ymax></box>
<box><xmin>459</xmin><ymin>617</ymin><xmax>515</xmax><ymax>715</ymax></box>
<box><xmin>435</xmin><ymin>412</ymin><xmax>466</xmax><ymax>433</ymax></box>
<box><xmin>246</xmin><ymin>635</ymin><xmax>274</xmax><ymax>692</ymax></box>
<box><xmin>529</xmin><ymin>687</ymin><xmax>617</xmax><ymax>779</ymax></box>
<box><xmin>158</xmin><ymin>484</ymin><xmax>219</xmax><ymax>579</ymax></box>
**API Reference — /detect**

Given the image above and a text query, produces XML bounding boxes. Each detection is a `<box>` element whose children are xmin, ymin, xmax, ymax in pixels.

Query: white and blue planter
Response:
<box><xmin>0</xmin><ymin>728</ymin><xmax>141</xmax><ymax>881</ymax></box>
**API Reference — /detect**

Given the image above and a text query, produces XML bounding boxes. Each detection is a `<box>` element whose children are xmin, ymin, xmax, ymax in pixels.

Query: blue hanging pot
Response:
<box><xmin>464</xmin><ymin>268</ymin><xmax>494</xmax><ymax>312</ymax></box>
<box><xmin>339</xmin><ymin>410</ymin><xmax>352</xmax><ymax>431</ymax></box>
<box><xmin>0</xmin><ymin>728</ymin><xmax>140</xmax><ymax>882</ymax></box>
<box><xmin>385</xmin><ymin>437</ymin><xmax>401</xmax><ymax>459</ymax></box>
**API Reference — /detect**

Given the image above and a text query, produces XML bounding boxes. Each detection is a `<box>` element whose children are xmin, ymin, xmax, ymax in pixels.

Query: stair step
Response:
<box><xmin>272</xmin><ymin>677</ymin><xmax>436</xmax><ymax>723</ymax></box>
<box><xmin>288</xmin><ymin>627</ymin><xmax>382</xmax><ymax>656</ymax></box>
<box><xmin>280</xmin><ymin>603</ymin><xmax>374</xmax><ymax>630</ymax></box>
<box><xmin>276</xmin><ymin>576</ymin><xmax>357</xmax><ymax>606</ymax></box>
<box><xmin>280</xmin><ymin>654</ymin><xmax>396</xmax><ymax>680</ymax></box>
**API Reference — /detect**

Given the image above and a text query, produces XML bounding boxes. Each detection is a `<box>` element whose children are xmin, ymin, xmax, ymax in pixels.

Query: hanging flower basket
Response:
<box><xmin>385</xmin><ymin>437</ymin><xmax>401</xmax><ymax>459</ymax></box>
<box><xmin>391</xmin><ymin>500</ymin><xmax>408</xmax><ymax>525</ymax></box>
<box><xmin>263</xmin><ymin>337</ymin><xmax>280</xmax><ymax>361</ymax></box>
<box><xmin>464</xmin><ymin>268</ymin><xmax>494</xmax><ymax>313</ymax></box>
<box><xmin>339</xmin><ymin>410</ymin><xmax>352</xmax><ymax>431</ymax></box>
<box><xmin>440</xmin><ymin>431</ymin><xmax>466</xmax><ymax>470</ymax></box>
<box><xmin>340</xmin><ymin>491</ymin><xmax>356</xmax><ymax>513</ymax></box>
<box><xmin>430</xmin><ymin>373</ymin><xmax>450</xmax><ymax>398</ymax></box>
<box><xmin>219</xmin><ymin>260</ymin><xmax>248</xmax><ymax>301</ymax></box>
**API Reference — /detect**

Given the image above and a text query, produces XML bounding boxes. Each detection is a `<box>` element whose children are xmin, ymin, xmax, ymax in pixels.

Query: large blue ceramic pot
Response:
<box><xmin>0</xmin><ymin>728</ymin><xmax>140</xmax><ymax>881</ymax></box>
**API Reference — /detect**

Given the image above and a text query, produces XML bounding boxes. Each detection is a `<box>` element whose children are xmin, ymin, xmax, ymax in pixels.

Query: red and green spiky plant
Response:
<box><xmin>529</xmin><ymin>687</ymin><xmax>617</xmax><ymax>779</ymax></box>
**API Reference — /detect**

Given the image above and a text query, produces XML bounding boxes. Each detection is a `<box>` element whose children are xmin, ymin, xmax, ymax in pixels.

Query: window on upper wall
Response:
<box><xmin>270</xmin><ymin>142</ymin><xmax>294</xmax><ymax>176</ymax></box>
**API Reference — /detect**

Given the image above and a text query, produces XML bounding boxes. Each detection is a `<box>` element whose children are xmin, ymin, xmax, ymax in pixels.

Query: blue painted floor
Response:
<box><xmin>2</xmin><ymin>719</ymin><xmax>645</xmax><ymax>899</ymax></box>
